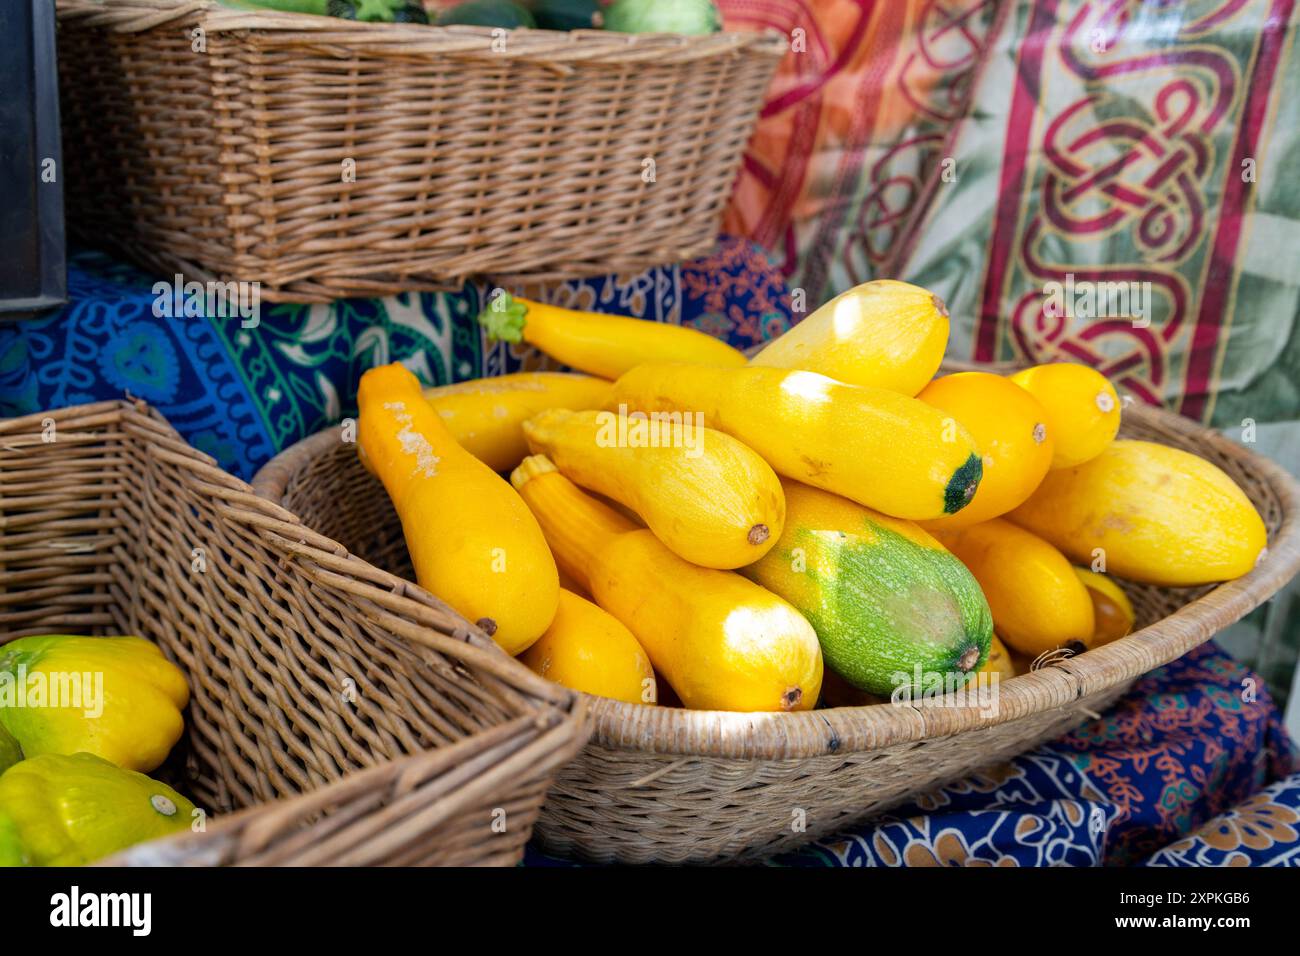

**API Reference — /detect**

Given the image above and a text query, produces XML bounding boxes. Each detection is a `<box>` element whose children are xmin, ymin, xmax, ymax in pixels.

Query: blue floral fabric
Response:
<box><xmin>0</xmin><ymin>242</ymin><xmax>792</xmax><ymax>481</ymax></box>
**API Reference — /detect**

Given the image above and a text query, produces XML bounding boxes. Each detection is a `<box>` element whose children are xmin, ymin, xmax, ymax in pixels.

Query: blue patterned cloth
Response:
<box><xmin>0</xmin><ymin>244</ymin><xmax>791</xmax><ymax>480</ymax></box>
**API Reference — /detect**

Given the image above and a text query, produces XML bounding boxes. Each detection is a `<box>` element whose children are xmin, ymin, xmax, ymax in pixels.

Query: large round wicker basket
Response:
<box><xmin>252</xmin><ymin>391</ymin><xmax>1300</xmax><ymax>863</ymax></box>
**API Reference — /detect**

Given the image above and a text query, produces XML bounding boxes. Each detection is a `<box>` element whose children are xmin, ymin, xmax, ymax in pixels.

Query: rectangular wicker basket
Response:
<box><xmin>0</xmin><ymin>401</ymin><xmax>589</xmax><ymax>866</ymax></box>
<box><xmin>251</xmin><ymin>377</ymin><xmax>1300</xmax><ymax>864</ymax></box>
<box><xmin>54</xmin><ymin>0</ymin><xmax>785</xmax><ymax>303</ymax></box>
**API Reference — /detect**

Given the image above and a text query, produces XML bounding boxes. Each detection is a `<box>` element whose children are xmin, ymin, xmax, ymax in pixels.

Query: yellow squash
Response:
<box><xmin>423</xmin><ymin>372</ymin><xmax>613</xmax><ymax>471</ymax></box>
<box><xmin>978</xmin><ymin>633</ymin><xmax>1017</xmax><ymax>681</ymax></box>
<box><xmin>1009</xmin><ymin>363</ymin><xmax>1120</xmax><ymax>468</ymax></box>
<box><xmin>750</xmin><ymin>279</ymin><xmax>949</xmax><ymax>396</ymax></box>
<box><xmin>933</xmin><ymin>519</ymin><xmax>1095</xmax><ymax>657</ymax></box>
<box><xmin>518</xmin><ymin>589</ymin><xmax>657</xmax><ymax>705</ymax></box>
<box><xmin>1008</xmin><ymin>440</ymin><xmax>1267</xmax><ymax>586</ymax></box>
<box><xmin>522</xmin><ymin>408</ymin><xmax>784</xmax><ymax>569</ymax></box>
<box><xmin>1074</xmin><ymin>568</ymin><xmax>1136</xmax><ymax>646</ymax></box>
<box><xmin>358</xmin><ymin>363</ymin><xmax>559</xmax><ymax>655</ymax></box>
<box><xmin>0</xmin><ymin>635</ymin><xmax>188</xmax><ymax>773</ymax></box>
<box><xmin>511</xmin><ymin>456</ymin><xmax>822</xmax><ymax>712</ymax></box>
<box><xmin>612</xmin><ymin>363</ymin><xmax>983</xmax><ymax>521</ymax></box>
<box><xmin>478</xmin><ymin>292</ymin><xmax>746</xmax><ymax>379</ymax></box>
<box><xmin>918</xmin><ymin>372</ymin><xmax>1054</xmax><ymax>529</ymax></box>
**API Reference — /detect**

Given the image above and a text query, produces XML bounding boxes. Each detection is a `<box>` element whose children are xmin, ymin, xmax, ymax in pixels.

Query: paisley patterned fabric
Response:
<box><xmin>770</xmin><ymin>643</ymin><xmax>1298</xmax><ymax>866</ymax></box>
<box><xmin>1143</xmin><ymin>773</ymin><xmax>1300</xmax><ymax>866</ymax></box>
<box><xmin>0</xmin><ymin>242</ymin><xmax>790</xmax><ymax>481</ymax></box>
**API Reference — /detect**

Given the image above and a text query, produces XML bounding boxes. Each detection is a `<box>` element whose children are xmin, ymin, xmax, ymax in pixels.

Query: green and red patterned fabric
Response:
<box><xmin>718</xmin><ymin>0</ymin><xmax>1300</xmax><ymax>714</ymax></box>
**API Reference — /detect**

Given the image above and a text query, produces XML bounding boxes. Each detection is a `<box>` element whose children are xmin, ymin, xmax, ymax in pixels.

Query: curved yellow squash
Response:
<box><xmin>423</xmin><ymin>372</ymin><xmax>613</xmax><ymax>471</ymax></box>
<box><xmin>612</xmin><ymin>363</ymin><xmax>983</xmax><ymax>521</ymax></box>
<box><xmin>519</xmin><ymin>589</ymin><xmax>657</xmax><ymax>705</ymax></box>
<box><xmin>1009</xmin><ymin>363</ymin><xmax>1120</xmax><ymax>469</ymax></box>
<box><xmin>918</xmin><ymin>372</ymin><xmax>1054</xmax><ymax>530</ymax></box>
<box><xmin>358</xmin><ymin>363</ymin><xmax>559</xmax><ymax>655</ymax></box>
<box><xmin>750</xmin><ymin>279</ymin><xmax>949</xmax><ymax>396</ymax></box>
<box><xmin>978</xmin><ymin>634</ymin><xmax>1018</xmax><ymax>681</ymax></box>
<box><xmin>478</xmin><ymin>292</ymin><xmax>746</xmax><ymax>380</ymax></box>
<box><xmin>1074</xmin><ymin>567</ymin><xmax>1136</xmax><ymax>646</ymax></box>
<box><xmin>934</xmin><ymin>519</ymin><xmax>1094</xmax><ymax>657</ymax></box>
<box><xmin>1009</xmin><ymin>440</ymin><xmax>1266</xmax><ymax>586</ymax></box>
<box><xmin>522</xmin><ymin>407</ymin><xmax>784</xmax><ymax>569</ymax></box>
<box><xmin>512</xmin><ymin>456</ymin><xmax>822</xmax><ymax>712</ymax></box>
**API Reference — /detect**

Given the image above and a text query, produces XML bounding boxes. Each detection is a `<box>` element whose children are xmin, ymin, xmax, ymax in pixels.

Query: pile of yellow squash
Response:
<box><xmin>357</xmin><ymin>281</ymin><xmax>1267</xmax><ymax>712</ymax></box>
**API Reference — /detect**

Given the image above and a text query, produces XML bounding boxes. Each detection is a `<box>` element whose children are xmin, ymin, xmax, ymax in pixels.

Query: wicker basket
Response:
<box><xmin>53</xmin><ymin>0</ymin><xmax>785</xmax><ymax>303</ymax></box>
<box><xmin>0</xmin><ymin>401</ymin><xmax>588</xmax><ymax>866</ymax></box>
<box><xmin>252</xmin><ymin>395</ymin><xmax>1300</xmax><ymax>864</ymax></box>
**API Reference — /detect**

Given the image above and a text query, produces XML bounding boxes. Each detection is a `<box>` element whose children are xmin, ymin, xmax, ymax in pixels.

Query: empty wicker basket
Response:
<box><xmin>253</xmin><ymin>395</ymin><xmax>1300</xmax><ymax>864</ymax></box>
<box><xmin>54</xmin><ymin>0</ymin><xmax>785</xmax><ymax>303</ymax></box>
<box><xmin>0</xmin><ymin>401</ymin><xmax>588</xmax><ymax>866</ymax></box>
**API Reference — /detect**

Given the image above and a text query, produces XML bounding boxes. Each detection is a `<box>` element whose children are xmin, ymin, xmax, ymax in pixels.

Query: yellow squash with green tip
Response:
<box><xmin>612</xmin><ymin>363</ymin><xmax>984</xmax><ymax>521</ymax></box>
<box><xmin>917</xmin><ymin>372</ymin><xmax>1054</xmax><ymax>530</ymax></box>
<box><xmin>478</xmin><ymin>292</ymin><xmax>746</xmax><ymax>379</ymax></box>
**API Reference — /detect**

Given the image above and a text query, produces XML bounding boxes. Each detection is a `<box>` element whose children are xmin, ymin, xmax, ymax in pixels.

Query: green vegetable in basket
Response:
<box><xmin>329</xmin><ymin>0</ymin><xmax>430</xmax><ymax>21</ymax></box>
<box><xmin>532</xmin><ymin>0</ymin><xmax>601</xmax><ymax>30</ymax></box>
<box><xmin>602</xmin><ymin>0</ymin><xmax>720</xmax><ymax>34</ymax></box>
<box><xmin>437</xmin><ymin>0</ymin><xmax>536</xmax><ymax>28</ymax></box>
<box><xmin>0</xmin><ymin>725</ymin><xmax>20</xmax><ymax>775</ymax></box>
<box><xmin>0</xmin><ymin>753</ymin><xmax>196</xmax><ymax>867</ymax></box>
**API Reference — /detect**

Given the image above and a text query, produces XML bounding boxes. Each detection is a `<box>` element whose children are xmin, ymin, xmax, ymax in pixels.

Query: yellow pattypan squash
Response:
<box><xmin>0</xmin><ymin>635</ymin><xmax>189</xmax><ymax>772</ymax></box>
<box><xmin>0</xmin><ymin>752</ymin><xmax>195</xmax><ymax>866</ymax></box>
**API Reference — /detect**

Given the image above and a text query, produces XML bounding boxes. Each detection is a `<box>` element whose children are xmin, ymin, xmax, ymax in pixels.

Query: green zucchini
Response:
<box><xmin>744</xmin><ymin>479</ymin><xmax>992</xmax><ymax>697</ymax></box>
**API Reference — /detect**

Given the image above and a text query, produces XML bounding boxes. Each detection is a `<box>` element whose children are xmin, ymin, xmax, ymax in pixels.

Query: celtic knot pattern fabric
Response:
<box><xmin>893</xmin><ymin>0</ymin><xmax>1299</xmax><ymax>431</ymax></box>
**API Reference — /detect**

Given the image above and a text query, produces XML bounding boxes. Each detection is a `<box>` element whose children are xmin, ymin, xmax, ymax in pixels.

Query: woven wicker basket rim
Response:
<box><xmin>253</xmin><ymin>398</ymin><xmax>1300</xmax><ymax>761</ymax></box>
<box><xmin>0</xmin><ymin>399</ymin><xmax>580</xmax><ymax>714</ymax></box>
<box><xmin>56</xmin><ymin>0</ymin><xmax>789</xmax><ymax>63</ymax></box>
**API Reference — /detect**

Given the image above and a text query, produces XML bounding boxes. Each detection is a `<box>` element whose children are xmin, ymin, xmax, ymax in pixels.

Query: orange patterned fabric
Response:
<box><xmin>720</xmin><ymin>0</ymin><xmax>1001</xmax><ymax>299</ymax></box>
